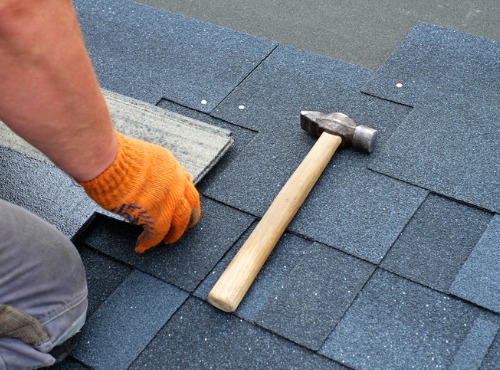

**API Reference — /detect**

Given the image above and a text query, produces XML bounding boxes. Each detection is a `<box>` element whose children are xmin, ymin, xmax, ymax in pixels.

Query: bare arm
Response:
<box><xmin>0</xmin><ymin>0</ymin><xmax>201</xmax><ymax>251</ymax></box>
<box><xmin>0</xmin><ymin>0</ymin><xmax>117</xmax><ymax>181</ymax></box>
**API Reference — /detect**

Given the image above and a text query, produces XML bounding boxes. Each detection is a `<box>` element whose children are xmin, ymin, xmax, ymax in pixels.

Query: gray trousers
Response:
<box><xmin>0</xmin><ymin>200</ymin><xmax>88</xmax><ymax>369</ymax></box>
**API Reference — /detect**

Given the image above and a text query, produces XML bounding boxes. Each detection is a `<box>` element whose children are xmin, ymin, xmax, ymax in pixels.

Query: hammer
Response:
<box><xmin>208</xmin><ymin>111</ymin><xmax>377</xmax><ymax>312</ymax></box>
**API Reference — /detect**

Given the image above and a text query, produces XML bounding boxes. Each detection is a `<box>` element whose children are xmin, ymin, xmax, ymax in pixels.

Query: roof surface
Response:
<box><xmin>1</xmin><ymin>0</ymin><xmax>499</xmax><ymax>369</ymax></box>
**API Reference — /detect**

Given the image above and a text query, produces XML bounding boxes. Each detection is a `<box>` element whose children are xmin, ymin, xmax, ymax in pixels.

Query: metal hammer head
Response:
<box><xmin>300</xmin><ymin>111</ymin><xmax>377</xmax><ymax>153</ymax></box>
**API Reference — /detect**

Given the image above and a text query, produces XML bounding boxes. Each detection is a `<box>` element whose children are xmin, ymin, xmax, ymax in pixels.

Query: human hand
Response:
<box><xmin>78</xmin><ymin>131</ymin><xmax>200</xmax><ymax>253</ymax></box>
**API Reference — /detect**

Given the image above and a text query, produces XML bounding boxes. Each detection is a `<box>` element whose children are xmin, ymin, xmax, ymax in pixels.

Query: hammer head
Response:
<box><xmin>300</xmin><ymin>111</ymin><xmax>377</xmax><ymax>153</ymax></box>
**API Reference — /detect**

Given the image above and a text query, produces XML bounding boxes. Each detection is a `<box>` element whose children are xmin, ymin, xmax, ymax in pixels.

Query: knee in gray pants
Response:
<box><xmin>0</xmin><ymin>200</ymin><xmax>88</xmax><ymax>369</ymax></box>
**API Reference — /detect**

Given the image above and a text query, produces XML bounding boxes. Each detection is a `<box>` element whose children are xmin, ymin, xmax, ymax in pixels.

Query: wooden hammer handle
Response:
<box><xmin>208</xmin><ymin>132</ymin><xmax>342</xmax><ymax>312</ymax></box>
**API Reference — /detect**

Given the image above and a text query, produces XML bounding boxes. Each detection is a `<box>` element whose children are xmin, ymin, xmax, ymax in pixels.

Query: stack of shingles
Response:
<box><xmin>1</xmin><ymin>0</ymin><xmax>497</xmax><ymax>368</ymax></box>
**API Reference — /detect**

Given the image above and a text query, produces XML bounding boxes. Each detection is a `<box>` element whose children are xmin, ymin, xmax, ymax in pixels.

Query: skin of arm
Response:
<box><xmin>0</xmin><ymin>0</ymin><xmax>117</xmax><ymax>182</ymax></box>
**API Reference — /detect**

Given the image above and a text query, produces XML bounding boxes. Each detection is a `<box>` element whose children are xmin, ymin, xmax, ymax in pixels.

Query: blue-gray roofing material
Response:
<box><xmin>320</xmin><ymin>269</ymin><xmax>499</xmax><ymax>370</ymax></box>
<box><xmin>82</xmin><ymin>198</ymin><xmax>254</xmax><ymax>292</ymax></box>
<box><xmin>362</xmin><ymin>23</ymin><xmax>500</xmax><ymax>107</ymax></box>
<box><xmin>450</xmin><ymin>215</ymin><xmax>500</xmax><ymax>314</ymax></box>
<box><xmin>0</xmin><ymin>0</ymin><xmax>499</xmax><ymax>369</ymax></box>
<box><xmin>129</xmin><ymin>297</ymin><xmax>347</xmax><ymax>370</ymax></box>
<box><xmin>363</xmin><ymin>23</ymin><xmax>500</xmax><ymax>213</ymax></box>
<box><xmin>73</xmin><ymin>270</ymin><xmax>188</xmax><ymax>369</ymax></box>
<box><xmin>0</xmin><ymin>147</ymin><xmax>99</xmax><ymax>238</ymax></box>
<box><xmin>73</xmin><ymin>0</ymin><xmax>277</xmax><ymax>110</ymax></box>
<box><xmin>381</xmin><ymin>194</ymin><xmax>493</xmax><ymax>293</ymax></box>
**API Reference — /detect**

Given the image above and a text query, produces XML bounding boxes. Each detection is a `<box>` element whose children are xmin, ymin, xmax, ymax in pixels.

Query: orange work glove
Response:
<box><xmin>78</xmin><ymin>131</ymin><xmax>201</xmax><ymax>253</ymax></box>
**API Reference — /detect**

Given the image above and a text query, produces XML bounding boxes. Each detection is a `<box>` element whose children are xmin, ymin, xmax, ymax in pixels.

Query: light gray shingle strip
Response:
<box><xmin>104</xmin><ymin>90</ymin><xmax>233</xmax><ymax>184</ymax></box>
<box><xmin>0</xmin><ymin>90</ymin><xmax>234</xmax><ymax>185</ymax></box>
<box><xmin>450</xmin><ymin>214</ymin><xmax>500</xmax><ymax>314</ymax></box>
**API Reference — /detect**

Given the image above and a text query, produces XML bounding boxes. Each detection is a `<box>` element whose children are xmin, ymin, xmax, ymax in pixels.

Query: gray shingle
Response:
<box><xmin>256</xmin><ymin>243</ymin><xmax>375</xmax><ymax>350</ymax></box>
<box><xmin>368</xmin><ymin>101</ymin><xmax>500</xmax><ymax>213</ymax></box>
<box><xmin>449</xmin><ymin>318</ymin><xmax>499</xmax><ymax>370</ymax></box>
<box><xmin>83</xmin><ymin>197</ymin><xmax>255</xmax><ymax>292</ymax></box>
<box><xmin>0</xmin><ymin>147</ymin><xmax>98</xmax><ymax>237</ymax></box>
<box><xmin>212</xmin><ymin>45</ymin><xmax>377</xmax><ymax>133</ymax></box>
<box><xmin>73</xmin><ymin>0</ymin><xmax>277</xmax><ymax>110</ymax></box>
<box><xmin>73</xmin><ymin>270</ymin><xmax>188</xmax><ymax>370</ymax></box>
<box><xmin>130</xmin><ymin>297</ymin><xmax>347</xmax><ymax>370</ymax></box>
<box><xmin>155</xmin><ymin>99</ymin><xmax>258</xmax><ymax>195</ymax></box>
<box><xmin>288</xmin><ymin>153</ymin><xmax>427</xmax><ymax>263</ymax></box>
<box><xmin>78</xmin><ymin>247</ymin><xmax>132</xmax><ymax>316</ymax></box>
<box><xmin>361</xmin><ymin>23</ymin><xmax>500</xmax><ymax>107</ymax></box>
<box><xmin>481</xmin><ymin>332</ymin><xmax>500</xmax><ymax>370</ymax></box>
<box><xmin>362</xmin><ymin>23</ymin><xmax>500</xmax><ymax>213</ymax></box>
<box><xmin>206</xmin><ymin>45</ymin><xmax>426</xmax><ymax>263</ymax></box>
<box><xmin>450</xmin><ymin>215</ymin><xmax>500</xmax><ymax>313</ymax></box>
<box><xmin>381</xmin><ymin>194</ymin><xmax>493</xmax><ymax>292</ymax></box>
<box><xmin>49</xmin><ymin>357</ymin><xmax>90</xmax><ymax>370</ymax></box>
<box><xmin>320</xmin><ymin>269</ymin><xmax>494</xmax><ymax>370</ymax></box>
<box><xmin>194</xmin><ymin>225</ymin><xmax>316</xmax><ymax>322</ymax></box>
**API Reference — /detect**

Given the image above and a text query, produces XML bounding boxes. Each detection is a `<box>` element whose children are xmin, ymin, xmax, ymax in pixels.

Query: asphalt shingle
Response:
<box><xmin>207</xmin><ymin>45</ymin><xmax>427</xmax><ymax>263</ymax></box>
<box><xmin>481</xmin><ymin>333</ymin><xmax>500</xmax><ymax>370</ymax></box>
<box><xmin>362</xmin><ymin>23</ymin><xmax>500</xmax><ymax>213</ymax></box>
<box><xmin>362</xmin><ymin>23</ymin><xmax>500</xmax><ymax>107</ymax></box>
<box><xmin>0</xmin><ymin>147</ymin><xmax>98</xmax><ymax>237</ymax></box>
<box><xmin>194</xmin><ymin>224</ymin><xmax>316</xmax><ymax>322</ymax></box>
<box><xmin>320</xmin><ymin>269</ymin><xmax>499</xmax><ymax>370</ymax></box>
<box><xmin>381</xmin><ymin>193</ymin><xmax>493</xmax><ymax>292</ymax></box>
<box><xmin>82</xmin><ymin>197</ymin><xmax>255</xmax><ymax>292</ymax></box>
<box><xmin>155</xmin><ymin>99</ymin><xmax>258</xmax><ymax>194</ymax></box>
<box><xmin>449</xmin><ymin>318</ymin><xmax>499</xmax><ymax>370</ymax></box>
<box><xmin>368</xmin><ymin>101</ymin><xmax>500</xmax><ymax>213</ymax></box>
<box><xmin>73</xmin><ymin>0</ymin><xmax>277</xmax><ymax>110</ymax></box>
<box><xmin>78</xmin><ymin>247</ymin><xmax>133</xmax><ymax>316</ymax></box>
<box><xmin>73</xmin><ymin>270</ymin><xmax>188</xmax><ymax>369</ymax></box>
<box><xmin>450</xmin><ymin>214</ymin><xmax>500</xmax><ymax>314</ymax></box>
<box><xmin>255</xmin><ymin>243</ymin><xmax>375</xmax><ymax>350</ymax></box>
<box><xmin>2</xmin><ymin>1</ymin><xmax>499</xmax><ymax>367</ymax></box>
<box><xmin>130</xmin><ymin>297</ymin><xmax>347</xmax><ymax>370</ymax></box>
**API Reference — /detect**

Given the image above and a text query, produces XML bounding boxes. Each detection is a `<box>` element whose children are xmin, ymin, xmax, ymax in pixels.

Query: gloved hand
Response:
<box><xmin>78</xmin><ymin>131</ymin><xmax>201</xmax><ymax>253</ymax></box>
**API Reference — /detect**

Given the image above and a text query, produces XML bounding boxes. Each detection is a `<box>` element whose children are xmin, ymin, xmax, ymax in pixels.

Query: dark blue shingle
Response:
<box><xmin>73</xmin><ymin>0</ymin><xmax>277</xmax><ymax>110</ymax></box>
<box><xmin>73</xmin><ymin>270</ymin><xmax>188</xmax><ymax>369</ymax></box>
<box><xmin>381</xmin><ymin>194</ymin><xmax>493</xmax><ymax>292</ymax></box>
<box><xmin>82</xmin><ymin>198</ymin><xmax>255</xmax><ymax>292</ymax></box>
<box><xmin>130</xmin><ymin>297</ymin><xmax>347</xmax><ymax>370</ymax></box>
<box><xmin>320</xmin><ymin>269</ymin><xmax>497</xmax><ymax>370</ymax></box>
<box><xmin>450</xmin><ymin>215</ymin><xmax>500</xmax><ymax>314</ymax></box>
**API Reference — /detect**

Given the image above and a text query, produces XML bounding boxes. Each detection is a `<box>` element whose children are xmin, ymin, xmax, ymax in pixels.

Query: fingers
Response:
<box><xmin>137</xmin><ymin>185</ymin><xmax>201</xmax><ymax>252</ymax></box>
<box><xmin>135</xmin><ymin>229</ymin><xmax>164</xmax><ymax>254</ymax></box>
<box><xmin>161</xmin><ymin>198</ymin><xmax>190</xmax><ymax>245</ymax></box>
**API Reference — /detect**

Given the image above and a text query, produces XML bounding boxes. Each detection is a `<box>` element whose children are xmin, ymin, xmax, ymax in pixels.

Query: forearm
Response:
<box><xmin>0</xmin><ymin>0</ymin><xmax>117</xmax><ymax>181</ymax></box>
